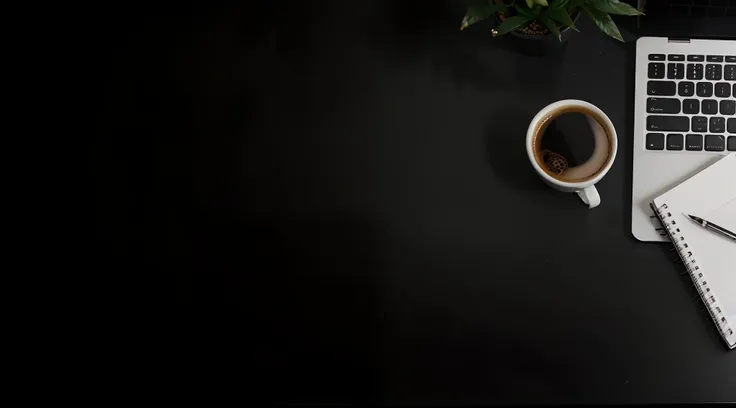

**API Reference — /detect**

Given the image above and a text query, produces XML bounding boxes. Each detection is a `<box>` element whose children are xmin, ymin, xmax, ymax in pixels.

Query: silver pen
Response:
<box><xmin>687</xmin><ymin>214</ymin><xmax>736</xmax><ymax>242</ymax></box>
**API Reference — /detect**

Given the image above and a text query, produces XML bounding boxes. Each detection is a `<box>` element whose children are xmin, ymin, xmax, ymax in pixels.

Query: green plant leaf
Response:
<box><xmin>583</xmin><ymin>7</ymin><xmax>624</xmax><ymax>41</ymax></box>
<box><xmin>460</xmin><ymin>3</ymin><xmax>504</xmax><ymax>30</ymax></box>
<box><xmin>566</xmin><ymin>0</ymin><xmax>587</xmax><ymax>10</ymax></box>
<box><xmin>515</xmin><ymin>5</ymin><xmax>535</xmax><ymax>18</ymax></box>
<box><xmin>534</xmin><ymin>0</ymin><xmax>549</xmax><ymax>6</ymax></box>
<box><xmin>494</xmin><ymin>15</ymin><xmax>534</xmax><ymax>35</ymax></box>
<box><xmin>548</xmin><ymin>7</ymin><xmax>578</xmax><ymax>31</ymax></box>
<box><xmin>526</xmin><ymin>0</ymin><xmax>535</xmax><ymax>8</ymax></box>
<box><xmin>538</xmin><ymin>14</ymin><xmax>561</xmax><ymax>40</ymax></box>
<box><xmin>550</xmin><ymin>0</ymin><xmax>570</xmax><ymax>9</ymax></box>
<box><xmin>590</xmin><ymin>0</ymin><xmax>644</xmax><ymax>16</ymax></box>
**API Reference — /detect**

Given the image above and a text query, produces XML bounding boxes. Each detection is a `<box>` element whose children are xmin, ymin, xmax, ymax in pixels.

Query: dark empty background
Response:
<box><xmin>93</xmin><ymin>0</ymin><xmax>736</xmax><ymax>403</ymax></box>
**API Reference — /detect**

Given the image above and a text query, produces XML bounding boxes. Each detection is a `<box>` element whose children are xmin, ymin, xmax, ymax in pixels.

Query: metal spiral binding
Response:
<box><xmin>653</xmin><ymin>203</ymin><xmax>734</xmax><ymax>340</ymax></box>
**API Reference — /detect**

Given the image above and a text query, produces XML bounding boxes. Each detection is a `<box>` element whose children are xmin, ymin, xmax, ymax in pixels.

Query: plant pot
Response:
<box><xmin>495</xmin><ymin>12</ymin><xmax>580</xmax><ymax>56</ymax></box>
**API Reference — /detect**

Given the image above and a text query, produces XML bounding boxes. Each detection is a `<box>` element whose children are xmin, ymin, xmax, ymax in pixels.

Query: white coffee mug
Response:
<box><xmin>525</xmin><ymin>100</ymin><xmax>618</xmax><ymax>209</ymax></box>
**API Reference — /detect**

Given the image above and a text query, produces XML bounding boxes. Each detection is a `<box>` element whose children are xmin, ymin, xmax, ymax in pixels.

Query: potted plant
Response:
<box><xmin>460</xmin><ymin>0</ymin><xmax>643</xmax><ymax>42</ymax></box>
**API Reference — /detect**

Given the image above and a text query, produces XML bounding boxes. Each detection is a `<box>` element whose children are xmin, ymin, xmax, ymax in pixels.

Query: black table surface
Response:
<box><xmin>98</xmin><ymin>0</ymin><xmax>736</xmax><ymax>403</ymax></box>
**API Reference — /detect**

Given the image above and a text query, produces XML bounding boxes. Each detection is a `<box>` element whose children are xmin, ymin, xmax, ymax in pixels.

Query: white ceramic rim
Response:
<box><xmin>525</xmin><ymin>99</ymin><xmax>618</xmax><ymax>188</ymax></box>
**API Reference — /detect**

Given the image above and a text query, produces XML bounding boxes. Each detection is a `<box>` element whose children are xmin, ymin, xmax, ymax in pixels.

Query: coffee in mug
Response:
<box><xmin>531</xmin><ymin>106</ymin><xmax>615</xmax><ymax>183</ymax></box>
<box><xmin>526</xmin><ymin>100</ymin><xmax>618</xmax><ymax>209</ymax></box>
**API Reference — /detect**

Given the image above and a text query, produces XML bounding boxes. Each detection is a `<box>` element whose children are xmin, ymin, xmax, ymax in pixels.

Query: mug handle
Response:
<box><xmin>577</xmin><ymin>185</ymin><xmax>601</xmax><ymax>209</ymax></box>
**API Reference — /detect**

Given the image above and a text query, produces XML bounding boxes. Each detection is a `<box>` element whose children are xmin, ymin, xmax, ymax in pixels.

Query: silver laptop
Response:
<box><xmin>631</xmin><ymin>1</ymin><xmax>736</xmax><ymax>242</ymax></box>
<box><xmin>632</xmin><ymin>37</ymin><xmax>736</xmax><ymax>242</ymax></box>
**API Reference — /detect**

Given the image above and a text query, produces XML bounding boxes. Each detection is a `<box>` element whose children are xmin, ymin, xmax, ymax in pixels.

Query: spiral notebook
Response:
<box><xmin>650</xmin><ymin>153</ymin><xmax>736</xmax><ymax>349</ymax></box>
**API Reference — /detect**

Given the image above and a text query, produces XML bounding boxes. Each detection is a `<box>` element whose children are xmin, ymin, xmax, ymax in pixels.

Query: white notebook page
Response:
<box><xmin>652</xmin><ymin>153</ymin><xmax>736</xmax><ymax>349</ymax></box>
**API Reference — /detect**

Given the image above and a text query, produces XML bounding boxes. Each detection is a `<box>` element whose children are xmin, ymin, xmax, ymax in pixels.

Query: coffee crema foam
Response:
<box><xmin>532</xmin><ymin>106</ymin><xmax>615</xmax><ymax>183</ymax></box>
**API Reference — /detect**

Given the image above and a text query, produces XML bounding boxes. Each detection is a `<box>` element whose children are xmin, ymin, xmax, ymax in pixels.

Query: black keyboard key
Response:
<box><xmin>669</xmin><ymin>54</ymin><xmax>685</xmax><ymax>61</ymax></box>
<box><xmin>705</xmin><ymin>135</ymin><xmax>726</xmax><ymax>151</ymax></box>
<box><xmin>727</xmin><ymin>56</ymin><xmax>736</xmax><ymax>63</ymax></box>
<box><xmin>686</xmin><ymin>134</ymin><xmax>703</xmax><ymax>151</ymax></box>
<box><xmin>725</xmin><ymin>65</ymin><xmax>736</xmax><ymax>81</ymax></box>
<box><xmin>678</xmin><ymin>81</ymin><xmax>695</xmax><ymax>96</ymax></box>
<box><xmin>647</xmin><ymin>98</ymin><xmax>681</xmax><ymax>114</ymax></box>
<box><xmin>697</xmin><ymin>82</ymin><xmax>713</xmax><ymax>97</ymax></box>
<box><xmin>706</xmin><ymin>64</ymin><xmax>723</xmax><ymax>80</ymax></box>
<box><xmin>710</xmin><ymin>117</ymin><xmax>726</xmax><ymax>133</ymax></box>
<box><xmin>691</xmin><ymin>6</ymin><xmax>706</xmax><ymax>16</ymax></box>
<box><xmin>715</xmin><ymin>83</ymin><xmax>732</xmax><ymax>98</ymax></box>
<box><xmin>647</xmin><ymin>116</ymin><xmax>689</xmax><ymax>131</ymax></box>
<box><xmin>687</xmin><ymin>64</ymin><xmax>704</xmax><ymax>80</ymax></box>
<box><xmin>683</xmin><ymin>99</ymin><xmax>700</xmax><ymax>114</ymax></box>
<box><xmin>707</xmin><ymin>55</ymin><xmax>724</xmax><ymax>62</ymax></box>
<box><xmin>702</xmin><ymin>99</ymin><xmax>718</xmax><ymax>115</ymax></box>
<box><xmin>649</xmin><ymin>54</ymin><xmax>665</xmax><ymax>61</ymax></box>
<box><xmin>688</xmin><ymin>55</ymin><xmax>705</xmax><ymax>62</ymax></box>
<box><xmin>667</xmin><ymin>63</ymin><xmax>684</xmax><ymax>79</ymax></box>
<box><xmin>721</xmin><ymin>100</ymin><xmax>736</xmax><ymax>115</ymax></box>
<box><xmin>667</xmin><ymin>133</ymin><xmax>684</xmax><ymax>150</ymax></box>
<box><xmin>646</xmin><ymin>133</ymin><xmax>665</xmax><ymax>150</ymax></box>
<box><xmin>729</xmin><ymin>118</ymin><xmax>736</xmax><ymax>133</ymax></box>
<box><xmin>708</xmin><ymin>6</ymin><xmax>726</xmax><ymax>17</ymax></box>
<box><xmin>648</xmin><ymin>62</ymin><xmax>665</xmax><ymax>79</ymax></box>
<box><xmin>648</xmin><ymin>81</ymin><xmax>676</xmax><ymax>96</ymax></box>
<box><xmin>728</xmin><ymin>136</ymin><xmax>736</xmax><ymax>151</ymax></box>
<box><xmin>692</xmin><ymin>116</ymin><xmax>708</xmax><ymax>132</ymax></box>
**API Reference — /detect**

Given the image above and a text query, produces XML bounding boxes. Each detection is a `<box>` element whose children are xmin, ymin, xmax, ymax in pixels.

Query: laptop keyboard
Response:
<box><xmin>645</xmin><ymin>53</ymin><xmax>736</xmax><ymax>153</ymax></box>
